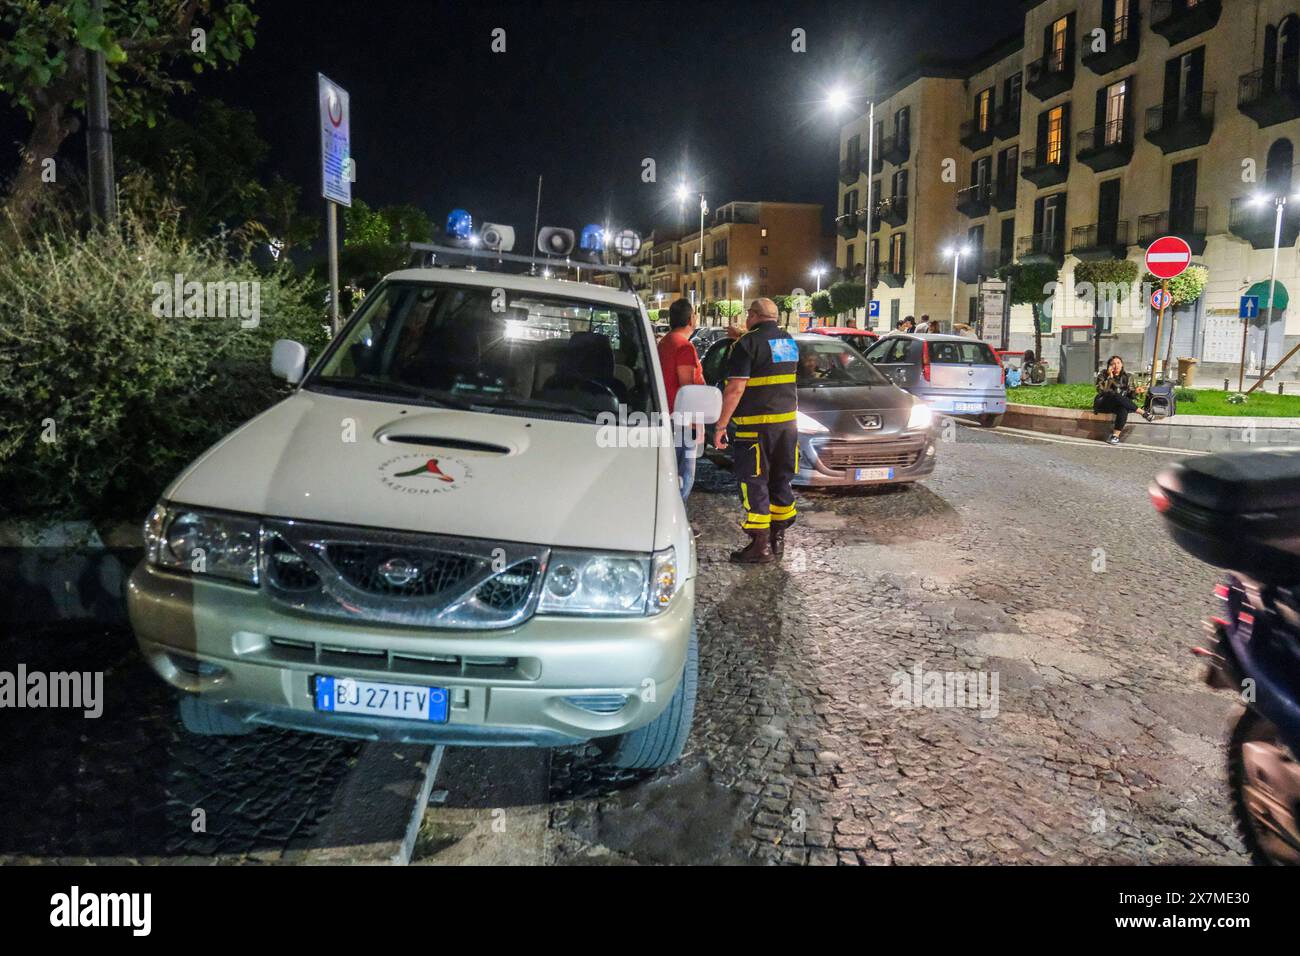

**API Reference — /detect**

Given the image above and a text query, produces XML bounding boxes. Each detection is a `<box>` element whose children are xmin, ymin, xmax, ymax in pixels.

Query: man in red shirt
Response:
<box><xmin>657</xmin><ymin>298</ymin><xmax>705</xmax><ymax>500</ymax></box>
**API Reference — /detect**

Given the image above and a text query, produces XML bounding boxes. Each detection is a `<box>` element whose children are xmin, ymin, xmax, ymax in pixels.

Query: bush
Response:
<box><xmin>1174</xmin><ymin>387</ymin><xmax>1197</xmax><ymax>402</ymax></box>
<box><xmin>0</xmin><ymin>212</ymin><xmax>329</xmax><ymax>521</ymax></box>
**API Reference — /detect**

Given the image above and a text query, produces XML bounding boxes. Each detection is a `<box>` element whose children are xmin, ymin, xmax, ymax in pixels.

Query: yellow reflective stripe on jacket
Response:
<box><xmin>746</xmin><ymin>374</ymin><xmax>797</xmax><ymax>386</ymax></box>
<box><xmin>734</xmin><ymin>431</ymin><xmax>759</xmax><ymax>438</ymax></box>
<box><xmin>732</xmin><ymin>411</ymin><xmax>797</xmax><ymax>425</ymax></box>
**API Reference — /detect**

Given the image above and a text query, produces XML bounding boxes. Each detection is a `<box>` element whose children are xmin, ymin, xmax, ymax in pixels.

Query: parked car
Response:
<box><xmin>127</xmin><ymin>252</ymin><xmax>721</xmax><ymax>771</ymax></box>
<box><xmin>700</xmin><ymin>333</ymin><xmax>936</xmax><ymax>488</ymax></box>
<box><xmin>689</xmin><ymin>325</ymin><xmax>731</xmax><ymax>352</ymax></box>
<box><xmin>808</xmin><ymin>327</ymin><xmax>880</xmax><ymax>354</ymax></box>
<box><xmin>860</xmin><ymin>333</ymin><xmax>1006</xmax><ymax>427</ymax></box>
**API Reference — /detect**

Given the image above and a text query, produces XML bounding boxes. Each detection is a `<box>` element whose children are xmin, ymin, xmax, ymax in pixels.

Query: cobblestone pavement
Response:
<box><xmin>547</xmin><ymin>426</ymin><xmax>1251</xmax><ymax>865</ymax></box>
<box><xmin>0</xmin><ymin>624</ymin><xmax>363</xmax><ymax>864</ymax></box>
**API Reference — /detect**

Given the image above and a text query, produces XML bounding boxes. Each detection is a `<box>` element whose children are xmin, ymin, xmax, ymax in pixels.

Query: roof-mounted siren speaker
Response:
<box><xmin>610</xmin><ymin>229</ymin><xmax>642</xmax><ymax>263</ymax></box>
<box><xmin>480</xmin><ymin>222</ymin><xmax>515</xmax><ymax>252</ymax></box>
<box><xmin>537</xmin><ymin>227</ymin><xmax>575</xmax><ymax>258</ymax></box>
<box><xmin>578</xmin><ymin>224</ymin><xmax>605</xmax><ymax>264</ymax></box>
<box><xmin>445</xmin><ymin>208</ymin><xmax>474</xmax><ymax>247</ymax></box>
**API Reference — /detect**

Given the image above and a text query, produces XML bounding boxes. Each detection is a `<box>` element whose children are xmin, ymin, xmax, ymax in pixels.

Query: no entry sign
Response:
<box><xmin>1145</xmin><ymin>236</ymin><xmax>1191</xmax><ymax>280</ymax></box>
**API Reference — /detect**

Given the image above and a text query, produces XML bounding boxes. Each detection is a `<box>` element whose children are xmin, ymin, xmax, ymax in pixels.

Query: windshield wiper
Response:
<box><xmin>311</xmin><ymin>377</ymin><xmax>476</xmax><ymax>410</ymax></box>
<box><xmin>476</xmin><ymin>395</ymin><xmax>602</xmax><ymax>420</ymax></box>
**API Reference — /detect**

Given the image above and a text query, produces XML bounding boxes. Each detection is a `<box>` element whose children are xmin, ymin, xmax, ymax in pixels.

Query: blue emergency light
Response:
<box><xmin>445</xmin><ymin>208</ymin><xmax>474</xmax><ymax>241</ymax></box>
<box><xmin>579</xmin><ymin>224</ymin><xmax>605</xmax><ymax>253</ymax></box>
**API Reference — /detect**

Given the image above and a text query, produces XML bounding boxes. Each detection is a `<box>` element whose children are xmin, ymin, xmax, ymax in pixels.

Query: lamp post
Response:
<box><xmin>827</xmin><ymin>86</ymin><xmax>874</xmax><ymax>328</ymax></box>
<box><xmin>812</xmin><ymin>265</ymin><xmax>826</xmax><ymax>293</ymax></box>
<box><xmin>739</xmin><ymin>275</ymin><xmax>750</xmax><ymax>316</ymax></box>
<box><xmin>947</xmin><ymin>245</ymin><xmax>971</xmax><ymax>326</ymax></box>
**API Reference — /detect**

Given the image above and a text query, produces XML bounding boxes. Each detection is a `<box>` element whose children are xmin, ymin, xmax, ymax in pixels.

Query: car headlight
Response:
<box><xmin>796</xmin><ymin>410</ymin><xmax>828</xmax><ymax>434</ymax></box>
<box><xmin>144</xmin><ymin>503</ymin><xmax>260</xmax><ymax>585</ymax></box>
<box><xmin>539</xmin><ymin>546</ymin><xmax>678</xmax><ymax>616</ymax></box>
<box><xmin>907</xmin><ymin>402</ymin><xmax>933</xmax><ymax>430</ymax></box>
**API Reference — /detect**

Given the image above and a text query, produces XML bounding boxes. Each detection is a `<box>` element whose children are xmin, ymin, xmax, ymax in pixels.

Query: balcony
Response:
<box><xmin>1138</xmin><ymin>208</ymin><xmax>1208</xmax><ymax>254</ymax></box>
<box><xmin>878</xmin><ymin>267</ymin><xmax>907</xmax><ymax>288</ymax></box>
<box><xmin>1017</xmin><ymin>233</ymin><xmax>1066</xmax><ymax>263</ymax></box>
<box><xmin>957</xmin><ymin>250</ymin><xmax>1004</xmax><ymax>285</ymax></box>
<box><xmin>1076</xmin><ymin>118</ymin><xmax>1134</xmax><ymax>172</ymax></box>
<box><xmin>855</xmin><ymin>206</ymin><xmax>874</xmax><ymax>233</ymax></box>
<box><xmin>1070</xmin><ymin>221</ymin><xmax>1130</xmax><ymax>260</ymax></box>
<box><xmin>956</xmin><ymin>181</ymin><xmax>994</xmax><ymax>218</ymax></box>
<box><xmin>862</xmin><ymin>144</ymin><xmax>883</xmax><ymax>176</ymax></box>
<box><xmin>877</xmin><ymin>195</ymin><xmax>909</xmax><ymax>227</ymax></box>
<box><xmin>993</xmin><ymin>98</ymin><xmax>1021</xmax><ymax>139</ymax></box>
<box><xmin>1144</xmin><ymin>93</ymin><xmax>1215</xmax><ymax>154</ymax></box>
<box><xmin>1239</xmin><ymin>69</ymin><xmax>1300</xmax><ymax>129</ymax></box>
<box><xmin>1021</xmin><ymin>142</ymin><xmax>1070</xmax><ymax>187</ymax></box>
<box><xmin>1228</xmin><ymin>195</ymin><xmax>1300</xmax><ymax>250</ymax></box>
<box><xmin>960</xmin><ymin>115</ymin><xmax>995</xmax><ymax>151</ymax></box>
<box><xmin>880</xmin><ymin>131</ymin><xmax>911</xmax><ymax>165</ymax></box>
<box><xmin>1026</xmin><ymin>44</ymin><xmax>1074</xmax><ymax>101</ymax></box>
<box><xmin>1081</xmin><ymin>13</ymin><xmax>1140</xmax><ymax>75</ymax></box>
<box><xmin>1150</xmin><ymin>0</ymin><xmax>1221</xmax><ymax>46</ymax></box>
<box><xmin>838</xmin><ymin>156</ymin><xmax>861</xmax><ymax>186</ymax></box>
<box><xmin>991</xmin><ymin>178</ymin><xmax>1019</xmax><ymax>210</ymax></box>
<box><xmin>835</xmin><ymin>213</ymin><xmax>858</xmax><ymax>240</ymax></box>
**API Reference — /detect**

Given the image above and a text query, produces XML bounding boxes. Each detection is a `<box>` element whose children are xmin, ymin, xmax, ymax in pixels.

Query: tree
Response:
<box><xmin>811</xmin><ymin>289</ymin><xmax>835</xmax><ymax>322</ymax></box>
<box><xmin>714</xmin><ymin>298</ymin><xmax>743</xmax><ymax>323</ymax></box>
<box><xmin>0</xmin><ymin>0</ymin><xmax>258</xmax><ymax>240</ymax></box>
<box><xmin>828</xmin><ymin>280</ymin><xmax>866</xmax><ymax>319</ymax></box>
<box><xmin>1001</xmin><ymin>261</ymin><xmax>1059</xmax><ymax>363</ymax></box>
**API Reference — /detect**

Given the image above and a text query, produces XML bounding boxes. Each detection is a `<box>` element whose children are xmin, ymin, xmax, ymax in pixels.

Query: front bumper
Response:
<box><xmin>795</xmin><ymin>431</ymin><xmax>937</xmax><ymax>487</ymax></box>
<box><xmin>127</xmin><ymin>563</ymin><xmax>694</xmax><ymax>746</ymax></box>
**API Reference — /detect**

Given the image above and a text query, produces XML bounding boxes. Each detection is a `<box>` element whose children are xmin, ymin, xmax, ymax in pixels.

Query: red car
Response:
<box><xmin>808</xmin><ymin>327</ymin><xmax>880</xmax><ymax>354</ymax></box>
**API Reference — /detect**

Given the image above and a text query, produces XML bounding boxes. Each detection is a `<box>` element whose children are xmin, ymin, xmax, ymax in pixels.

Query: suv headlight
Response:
<box><xmin>144</xmin><ymin>503</ymin><xmax>261</xmax><ymax>585</ymax></box>
<box><xmin>907</xmin><ymin>402</ymin><xmax>933</xmax><ymax>430</ymax></box>
<box><xmin>540</xmin><ymin>546</ymin><xmax>678</xmax><ymax>616</ymax></box>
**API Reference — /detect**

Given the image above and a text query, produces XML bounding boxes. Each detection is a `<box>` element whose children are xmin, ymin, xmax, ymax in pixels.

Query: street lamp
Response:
<box><xmin>945</xmin><ymin>245</ymin><xmax>972</xmax><ymax>326</ymax></box>
<box><xmin>1244</xmin><ymin>190</ymin><xmax>1300</xmax><ymax>386</ymax></box>
<box><xmin>739</xmin><ymin>275</ymin><xmax>750</xmax><ymax>315</ymax></box>
<box><xmin>678</xmin><ymin>184</ymin><xmax>708</xmax><ymax>320</ymax></box>
<box><xmin>812</xmin><ymin>264</ymin><xmax>827</xmax><ymax>293</ymax></box>
<box><xmin>826</xmin><ymin>84</ymin><xmax>874</xmax><ymax>327</ymax></box>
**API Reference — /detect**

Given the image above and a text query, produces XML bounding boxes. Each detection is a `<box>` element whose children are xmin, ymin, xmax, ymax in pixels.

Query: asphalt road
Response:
<box><xmin>423</xmin><ymin>423</ymin><xmax>1250</xmax><ymax>865</ymax></box>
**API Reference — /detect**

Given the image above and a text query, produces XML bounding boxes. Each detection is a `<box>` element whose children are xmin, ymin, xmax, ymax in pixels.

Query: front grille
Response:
<box><xmin>267</xmin><ymin>637</ymin><xmax>540</xmax><ymax>681</ymax></box>
<box><xmin>814</xmin><ymin>439</ymin><xmax>922</xmax><ymax>471</ymax></box>
<box><xmin>261</xmin><ymin>520</ymin><xmax>548</xmax><ymax>630</ymax></box>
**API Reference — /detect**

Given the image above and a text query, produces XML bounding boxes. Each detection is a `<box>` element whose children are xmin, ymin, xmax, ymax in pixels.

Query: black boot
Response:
<box><xmin>729</xmin><ymin>528</ymin><xmax>775</xmax><ymax>564</ymax></box>
<box><xmin>769</xmin><ymin>524</ymin><xmax>786</xmax><ymax>558</ymax></box>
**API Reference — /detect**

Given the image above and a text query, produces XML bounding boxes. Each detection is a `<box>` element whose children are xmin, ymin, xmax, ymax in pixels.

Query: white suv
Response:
<box><xmin>127</xmin><ymin>254</ymin><xmax>719</xmax><ymax>769</ymax></box>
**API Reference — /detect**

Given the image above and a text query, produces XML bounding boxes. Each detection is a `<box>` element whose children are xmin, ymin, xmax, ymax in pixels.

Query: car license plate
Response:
<box><xmin>314</xmin><ymin>675</ymin><xmax>449</xmax><ymax>723</ymax></box>
<box><xmin>854</xmin><ymin>467</ymin><xmax>894</xmax><ymax>481</ymax></box>
<box><xmin>957</xmin><ymin>401</ymin><xmax>983</xmax><ymax>411</ymax></box>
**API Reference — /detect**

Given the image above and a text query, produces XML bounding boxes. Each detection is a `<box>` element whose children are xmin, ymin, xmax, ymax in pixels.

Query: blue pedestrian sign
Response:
<box><xmin>868</xmin><ymin>300</ymin><xmax>880</xmax><ymax>318</ymax></box>
<box><xmin>1240</xmin><ymin>295</ymin><xmax>1260</xmax><ymax>319</ymax></box>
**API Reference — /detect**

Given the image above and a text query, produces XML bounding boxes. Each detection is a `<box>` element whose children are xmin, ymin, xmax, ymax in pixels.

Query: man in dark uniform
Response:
<box><xmin>714</xmin><ymin>298</ymin><xmax>799</xmax><ymax>564</ymax></box>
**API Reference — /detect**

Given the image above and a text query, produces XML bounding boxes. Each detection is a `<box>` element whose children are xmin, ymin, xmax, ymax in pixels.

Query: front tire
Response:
<box><xmin>1228</xmin><ymin>709</ymin><xmax>1300</xmax><ymax>865</ymax></box>
<box><xmin>600</xmin><ymin>624</ymin><xmax>698</xmax><ymax>770</ymax></box>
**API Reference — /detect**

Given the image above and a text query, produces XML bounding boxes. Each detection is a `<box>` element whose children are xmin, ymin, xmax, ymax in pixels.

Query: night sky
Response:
<box><xmin>11</xmin><ymin>0</ymin><xmax>1028</xmax><ymax>240</ymax></box>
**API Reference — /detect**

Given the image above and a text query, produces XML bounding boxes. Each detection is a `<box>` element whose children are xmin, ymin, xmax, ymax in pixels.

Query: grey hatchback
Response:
<box><xmin>701</xmin><ymin>333</ymin><xmax>937</xmax><ymax>488</ymax></box>
<box><xmin>862</xmin><ymin>333</ymin><xmax>1006</xmax><ymax>427</ymax></box>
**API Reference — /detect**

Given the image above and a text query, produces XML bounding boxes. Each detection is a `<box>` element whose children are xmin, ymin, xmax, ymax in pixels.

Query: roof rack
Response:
<box><xmin>406</xmin><ymin>242</ymin><xmax>638</xmax><ymax>295</ymax></box>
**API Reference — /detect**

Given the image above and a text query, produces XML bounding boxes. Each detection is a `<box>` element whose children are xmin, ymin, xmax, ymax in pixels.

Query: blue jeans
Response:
<box><xmin>676</xmin><ymin>442</ymin><xmax>697</xmax><ymax>500</ymax></box>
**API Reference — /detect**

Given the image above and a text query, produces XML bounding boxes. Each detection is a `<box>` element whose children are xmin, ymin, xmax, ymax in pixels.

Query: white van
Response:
<box><xmin>127</xmin><ymin>251</ymin><xmax>719</xmax><ymax>769</ymax></box>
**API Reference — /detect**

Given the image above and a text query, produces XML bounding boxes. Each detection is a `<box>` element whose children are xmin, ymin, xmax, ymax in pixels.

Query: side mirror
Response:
<box><xmin>674</xmin><ymin>384</ymin><xmax>722</xmax><ymax>425</ymax></box>
<box><xmin>271</xmin><ymin>339</ymin><xmax>308</xmax><ymax>384</ymax></box>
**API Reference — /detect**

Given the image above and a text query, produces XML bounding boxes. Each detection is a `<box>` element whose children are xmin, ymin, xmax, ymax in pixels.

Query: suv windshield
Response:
<box><xmin>796</xmin><ymin>338</ymin><xmax>890</xmax><ymax>388</ymax></box>
<box><xmin>309</xmin><ymin>281</ymin><xmax>656</xmax><ymax>420</ymax></box>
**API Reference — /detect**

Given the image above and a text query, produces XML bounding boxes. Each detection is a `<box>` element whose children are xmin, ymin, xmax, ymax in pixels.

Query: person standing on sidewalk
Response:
<box><xmin>713</xmin><ymin>298</ymin><xmax>799</xmax><ymax>564</ymax></box>
<box><xmin>657</xmin><ymin>298</ymin><xmax>705</xmax><ymax>499</ymax></box>
<box><xmin>1094</xmin><ymin>355</ymin><xmax>1154</xmax><ymax>445</ymax></box>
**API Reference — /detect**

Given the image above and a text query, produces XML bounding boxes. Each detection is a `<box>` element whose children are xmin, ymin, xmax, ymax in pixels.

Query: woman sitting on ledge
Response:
<box><xmin>1094</xmin><ymin>355</ymin><xmax>1154</xmax><ymax>445</ymax></box>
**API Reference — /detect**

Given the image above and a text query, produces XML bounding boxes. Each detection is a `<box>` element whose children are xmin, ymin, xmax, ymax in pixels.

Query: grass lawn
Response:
<box><xmin>1007</xmin><ymin>383</ymin><xmax>1300</xmax><ymax>417</ymax></box>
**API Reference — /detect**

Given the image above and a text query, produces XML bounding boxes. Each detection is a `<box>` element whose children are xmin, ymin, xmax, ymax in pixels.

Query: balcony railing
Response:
<box><xmin>1228</xmin><ymin>194</ymin><xmax>1300</xmax><ymax>250</ymax></box>
<box><xmin>957</xmin><ymin>250</ymin><xmax>1005</xmax><ymax>284</ymax></box>
<box><xmin>880</xmin><ymin>131</ymin><xmax>911</xmax><ymax>165</ymax></box>
<box><xmin>1138</xmin><ymin>207</ymin><xmax>1208</xmax><ymax>252</ymax></box>
<box><xmin>1081</xmin><ymin>13</ymin><xmax>1140</xmax><ymax>75</ymax></box>
<box><xmin>1071</xmin><ymin>221</ymin><xmax>1130</xmax><ymax>258</ymax></box>
<box><xmin>879</xmin><ymin>266</ymin><xmax>907</xmax><ymax>288</ymax></box>
<box><xmin>961</xmin><ymin>114</ymin><xmax>995</xmax><ymax>151</ymax></box>
<box><xmin>1026</xmin><ymin>43</ymin><xmax>1074</xmax><ymax>100</ymax></box>
<box><xmin>993</xmin><ymin>98</ymin><xmax>1021</xmax><ymax>139</ymax></box>
<box><xmin>1239</xmin><ymin>68</ymin><xmax>1300</xmax><ymax>128</ymax></box>
<box><xmin>1021</xmin><ymin>141</ymin><xmax>1070</xmax><ymax>186</ymax></box>
<box><xmin>839</xmin><ymin>156</ymin><xmax>861</xmax><ymax>186</ymax></box>
<box><xmin>1145</xmin><ymin>92</ymin><xmax>1215</xmax><ymax>153</ymax></box>
<box><xmin>1076</xmin><ymin>118</ymin><xmax>1134</xmax><ymax>172</ymax></box>
<box><xmin>1016</xmin><ymin>233</ymin><xmax>1066</xmax><ymax>262</ymax></box>
<box><xmin>835</xmin><ymin>212</ymin><xmax>859</xmax><ymax>239</ymax></box>
<box><xmin>1150</xmin><ymin>0</ymin><xmax>1221</xmax><ymax>45</ymax></box>
<box><xmin>877</xmin><ymin>195</ymin><xmax>909</xmax><ymax>226</ymax></box>
<box><xmin>956</xmin><ymin>181</ymin><xmax>994</xmax><ymax>217</ymax></box>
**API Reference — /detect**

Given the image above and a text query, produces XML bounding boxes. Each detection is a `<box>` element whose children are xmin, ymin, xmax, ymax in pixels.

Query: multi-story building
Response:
<box><xmin>837</xmin><ymin>0</ymin><xmax>1300</xmax><ymax>383</ymax></box>
<box><xmin>677</xmin><ymin>201</ymin><xmax>832</xmax><ymax>312</ymax></box>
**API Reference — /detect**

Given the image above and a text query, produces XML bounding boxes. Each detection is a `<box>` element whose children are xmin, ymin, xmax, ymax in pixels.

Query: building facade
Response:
<box><xmin>837</xmin><ymin>0</ymin><xmax>1300</xmax><ymax>383</ymax></box>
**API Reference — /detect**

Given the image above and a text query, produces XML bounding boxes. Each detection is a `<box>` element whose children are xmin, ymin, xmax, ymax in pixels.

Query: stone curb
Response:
<box><xmin>1003</xmin><ymin>402</ymin><xmax>1300</xmax><ymax>454</ymax></box>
